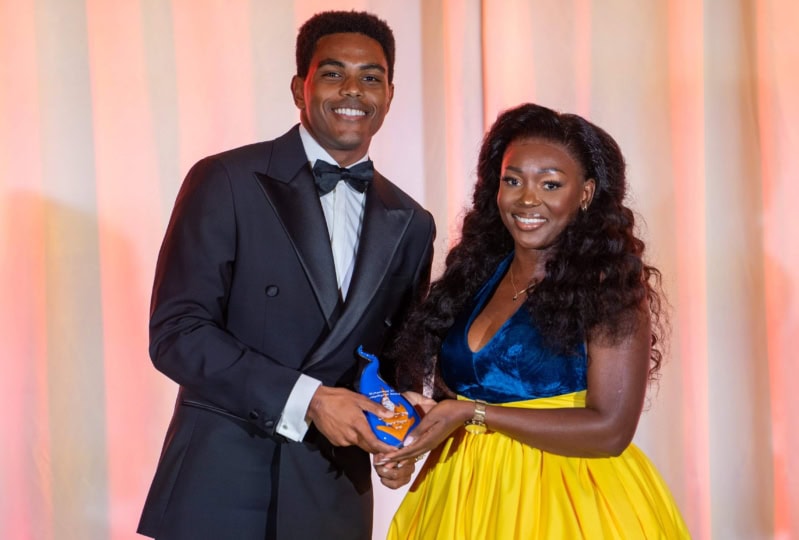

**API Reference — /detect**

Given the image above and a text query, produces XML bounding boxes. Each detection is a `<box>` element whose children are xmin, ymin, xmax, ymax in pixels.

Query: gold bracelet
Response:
<box><xmin>464</xmin><ymin>400</ymin><xmax>487</xmax><ymax>434</ymax></box>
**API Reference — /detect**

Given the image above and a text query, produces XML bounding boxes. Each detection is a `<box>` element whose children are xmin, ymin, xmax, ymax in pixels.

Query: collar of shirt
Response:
<box><xmin>298</xmin><ymin>123</ymin><xmax>369</xmax><ymax>172</ymax></box>
<box><xmin>297</xmin><ymin>124</ymin><xmax>367</xmax><ymax>299</ymax></box>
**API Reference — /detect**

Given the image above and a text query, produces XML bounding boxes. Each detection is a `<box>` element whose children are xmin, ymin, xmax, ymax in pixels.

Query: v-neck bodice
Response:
<box><xmin>439</xmin><ymin>255</ymin><xmax>587</xmax><ymax>403</ymax></box>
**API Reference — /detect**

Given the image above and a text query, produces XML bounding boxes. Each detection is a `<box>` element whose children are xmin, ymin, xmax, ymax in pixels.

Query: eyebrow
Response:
<box><xmin>504</xmin><ymin>165</ymin><xmax>565</xmax><ymax>175</ymax></box>
<box><xmin>317</xmin><ymin>59</ymin><xmax>387</xmax><ymax>73</ymax></box>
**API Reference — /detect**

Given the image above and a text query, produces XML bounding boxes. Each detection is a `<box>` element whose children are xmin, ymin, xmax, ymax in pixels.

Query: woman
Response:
<box><xmin>379</xmin><ymin>103</ymin><xmax>689</xmax><ymax>538</ymax></box>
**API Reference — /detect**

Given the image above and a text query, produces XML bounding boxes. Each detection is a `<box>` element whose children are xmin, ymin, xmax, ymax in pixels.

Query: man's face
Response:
<box><xmin>291</xmin><ymin>32</ymin><xmax>394</xmax><ymax>167</ymax></box>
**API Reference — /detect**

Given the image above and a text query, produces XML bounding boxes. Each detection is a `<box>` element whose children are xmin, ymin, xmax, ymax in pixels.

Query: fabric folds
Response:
<box><xmin>388</xmin><ymin>392</ymin><xmax>690</xmax><ymax>539</ymax></box>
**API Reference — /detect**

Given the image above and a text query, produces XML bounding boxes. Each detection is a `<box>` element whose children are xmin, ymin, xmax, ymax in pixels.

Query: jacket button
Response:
<box><xmin>264</xmin><ymin>420</ymin><xmax>275</xmax><ymax>429</ymax></box>
<box><xmin>249</xmin><ymin>410</ymin><xmax>260</xmax><ymax>420</ymax></box>
<box><xmin>265</xmin><ymin>285</ymin><xmax>279</xmax><ymax>297</ymax></box>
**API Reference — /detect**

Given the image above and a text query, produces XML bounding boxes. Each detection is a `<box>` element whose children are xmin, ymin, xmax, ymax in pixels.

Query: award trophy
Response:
<box><xmin>357</xmin><ymin>346</ymin><xmax>421</xmax><ymax>447</ymax></box>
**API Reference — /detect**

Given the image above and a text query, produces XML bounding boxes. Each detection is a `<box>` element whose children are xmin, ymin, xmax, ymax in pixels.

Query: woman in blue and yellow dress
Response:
<box><xmin>378</xmin><ymin>103</ymin><xmax>690</xmax><ymax>539</ymax></box>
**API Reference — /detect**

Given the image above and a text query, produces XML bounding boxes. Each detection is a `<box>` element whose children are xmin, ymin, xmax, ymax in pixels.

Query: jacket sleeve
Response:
<box><xmin>148</xmin><ymin>156</ymin><xmax>297</xmax><ymax>436</ymax></box>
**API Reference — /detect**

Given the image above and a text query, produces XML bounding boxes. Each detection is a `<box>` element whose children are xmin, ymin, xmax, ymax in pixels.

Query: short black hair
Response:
<box><xmin>295</xmin><ymin>10</ymin><xmax>396</xmax><ymax>83</ymax></box>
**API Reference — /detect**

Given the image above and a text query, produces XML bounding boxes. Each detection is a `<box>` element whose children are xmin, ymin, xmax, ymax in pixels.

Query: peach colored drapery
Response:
<box><xmin>1</xmin><ymin>1</ymin><xmax>796</xmax><ymax>538</ymax></box>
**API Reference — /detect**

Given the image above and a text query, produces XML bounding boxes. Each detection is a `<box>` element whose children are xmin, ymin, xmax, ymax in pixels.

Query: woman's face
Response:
<box><xmin>497</xmin><ymin>137</ymin><xmax>595</xmax><ymax>253</ymax></box>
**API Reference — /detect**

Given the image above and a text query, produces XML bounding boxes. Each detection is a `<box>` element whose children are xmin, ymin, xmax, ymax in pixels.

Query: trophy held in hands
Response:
<box><xmin>357</xmin><ymin>346</ymin><xmax>421</xmax><ymax>447</ymax></box>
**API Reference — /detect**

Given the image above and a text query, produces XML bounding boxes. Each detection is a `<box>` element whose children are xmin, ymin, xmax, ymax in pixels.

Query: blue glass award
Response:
<box><xmin>357</xmin><ymin>346</ymin><xmax>421</xmax><ymax>447</ymax></box>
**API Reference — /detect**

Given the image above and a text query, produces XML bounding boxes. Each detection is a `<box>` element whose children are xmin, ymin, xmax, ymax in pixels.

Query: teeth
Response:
<box><xmin>515</xmin><ymin>215</ymin><xmax>545</xmax><ymax>225</ymax></box>
<box><xmin>334</xmin><ymin>107</ymin><xmax>366</xmax><ymax>117</ymax></box>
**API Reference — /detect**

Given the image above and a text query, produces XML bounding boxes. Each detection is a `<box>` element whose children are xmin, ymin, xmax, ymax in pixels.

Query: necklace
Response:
<box><xmin>509</xmin><ymin>264</ymin><xmax>530</xmax><ymax>301</ymax></box>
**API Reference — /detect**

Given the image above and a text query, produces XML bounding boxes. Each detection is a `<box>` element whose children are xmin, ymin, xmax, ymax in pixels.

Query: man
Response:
<box><xmin>138</xmin><ymin>10</ymin><xmax>435</xmax><ymax>540</ymax></box>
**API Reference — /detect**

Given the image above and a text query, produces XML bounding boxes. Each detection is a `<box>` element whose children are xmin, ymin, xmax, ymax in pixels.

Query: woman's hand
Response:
<box><xmin>402</xmin><ymin>391</ymin><xmax>437</xmax><ymax>415</ymax></box>
<box><xmin>379</xmin><ymin>399</ymin><xmax>473</xmax><ymax>464</ymax></box>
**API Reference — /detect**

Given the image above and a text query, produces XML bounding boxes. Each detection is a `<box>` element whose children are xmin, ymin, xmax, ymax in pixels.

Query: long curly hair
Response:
<box><xmin>389</xmin><ymin>103</ymin><xmax>666</xmax><ymax>399</ymax></box>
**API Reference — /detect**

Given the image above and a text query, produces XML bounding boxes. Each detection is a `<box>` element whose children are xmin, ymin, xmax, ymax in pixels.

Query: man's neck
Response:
<box><xmin>298</xmin><ymin>123</ymin><xmax>369</xmax><ymax>168</ymax></box>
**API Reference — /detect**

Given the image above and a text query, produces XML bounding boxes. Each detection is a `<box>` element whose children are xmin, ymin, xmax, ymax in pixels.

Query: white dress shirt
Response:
<box><xmin>277</xmin><ymin>124</ymin><xmax>369</xmax><ymax>441</ymax></box>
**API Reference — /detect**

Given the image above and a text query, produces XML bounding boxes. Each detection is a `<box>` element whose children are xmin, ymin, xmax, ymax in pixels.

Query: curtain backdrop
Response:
<box><xmin>2</xmin><ymin>1</ymin><xmax>797</xmax><ymax>539</ymax></box>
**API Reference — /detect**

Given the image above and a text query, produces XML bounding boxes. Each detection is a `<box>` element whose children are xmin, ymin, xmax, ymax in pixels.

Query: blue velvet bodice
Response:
<box><xmin>440</xmin><ymin>255</ymin><xmax>587</xmax><ymax>403</ymax></box>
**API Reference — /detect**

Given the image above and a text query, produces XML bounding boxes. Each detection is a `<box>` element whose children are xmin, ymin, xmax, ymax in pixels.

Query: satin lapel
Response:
<box><xmin>301</xmin><ymin>173</ymin><xmax>413</xmax><ymax>370</ymax></box>
<box><xmin>255</xmin><ymin>129</ymin><xmax>340</xmax><ymax>327</ymax></box>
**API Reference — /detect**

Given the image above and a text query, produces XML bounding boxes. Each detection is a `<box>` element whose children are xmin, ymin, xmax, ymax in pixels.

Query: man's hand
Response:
<box><xmin>306</xmin><ymin>385</ymin><xmax>396</xmax><ymax>454</ymax></box>
<box><xmin>372</xmin><ymin>455</ymin><xmax>416</xmax><ymax>489</ymax></box>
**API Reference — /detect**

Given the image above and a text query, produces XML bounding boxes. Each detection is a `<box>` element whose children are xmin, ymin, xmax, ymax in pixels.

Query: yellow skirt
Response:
<box><xmin>388</xmin><ymin>392</ymin><xmax>690</xmax><ymax>539</ymax></box>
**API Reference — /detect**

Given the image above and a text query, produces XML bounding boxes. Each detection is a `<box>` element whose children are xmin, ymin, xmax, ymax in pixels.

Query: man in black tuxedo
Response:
<box><xmin>137</xmin><ymin>10</ymin><xmax>435</xmax><ymax>540</ymax></box>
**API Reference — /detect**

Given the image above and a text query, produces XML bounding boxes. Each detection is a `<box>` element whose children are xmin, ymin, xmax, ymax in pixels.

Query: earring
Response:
<box><xmin>581</xmin><ymin>203</ymin><xmax>588</xmax><ymax>212</ymax></box>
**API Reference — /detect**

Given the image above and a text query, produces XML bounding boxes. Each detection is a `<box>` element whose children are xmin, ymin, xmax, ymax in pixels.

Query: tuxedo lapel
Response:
<box><xmin>301</xmin><ymin>172</ymin><xmax>413</xmax><ymax>370</ymax></box>
<box><xmin>255</xmin><ymin>127</ymin><xmax>341</xmax><ymax>327</ymax></box>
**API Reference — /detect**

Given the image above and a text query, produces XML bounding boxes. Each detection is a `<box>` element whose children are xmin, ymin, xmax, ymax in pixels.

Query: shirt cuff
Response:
<box><xmin>277</xmin><ymin>374</ymin><xmax>322</xmax><ymax>441</ymax></box>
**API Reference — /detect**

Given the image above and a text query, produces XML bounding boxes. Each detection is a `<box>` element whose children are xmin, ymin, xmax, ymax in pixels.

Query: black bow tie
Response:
<box><xmin>312</xmin><ymin>159</ymin><xmax>374</xmax><ymax>195</ymax></box>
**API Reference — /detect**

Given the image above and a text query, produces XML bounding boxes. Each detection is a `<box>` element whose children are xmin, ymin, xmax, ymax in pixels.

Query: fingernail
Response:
<box><xmin>404</xmin><ymin>436</ymin><xmax>415</xmax><ymax>446</ymax></box>
<box><xmin>397</xmin><ymin>462</ymin><xmax>404</xmax><ymax>468</ymax></box>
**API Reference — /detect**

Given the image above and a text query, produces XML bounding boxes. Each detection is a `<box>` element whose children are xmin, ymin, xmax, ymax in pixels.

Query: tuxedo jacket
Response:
<box><xmin>138</xmin><ymin>125</ymin><xmax>435</xmax><ymax>540</ymax></box>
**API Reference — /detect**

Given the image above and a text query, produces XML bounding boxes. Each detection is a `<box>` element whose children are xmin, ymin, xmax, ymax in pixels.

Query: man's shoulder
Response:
<box><xmin>205</xmin><ymin>125</ymin><xmax>301</xmax><ymax>166</ymax></box>
<box><xmin>373</xmin><ymin>172</ymin><xmax>429</xmax><ymax>215</ymax></box>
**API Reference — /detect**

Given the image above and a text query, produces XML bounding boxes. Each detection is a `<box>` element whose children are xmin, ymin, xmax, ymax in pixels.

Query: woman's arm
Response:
<box><xmin>383</xmin><ymin>311</ymin><xmax>652</xmax><ymax>462</ymax></box>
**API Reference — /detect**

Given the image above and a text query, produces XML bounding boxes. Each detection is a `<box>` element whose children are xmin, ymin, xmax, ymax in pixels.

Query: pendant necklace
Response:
<box><xmin>509</xmin><ymin>264</ymin><xmax>531</xmax><ymax>301</ymax></box>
